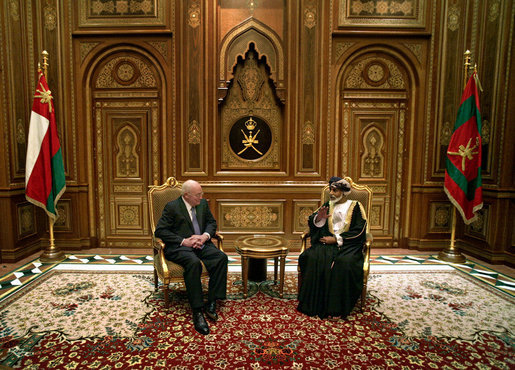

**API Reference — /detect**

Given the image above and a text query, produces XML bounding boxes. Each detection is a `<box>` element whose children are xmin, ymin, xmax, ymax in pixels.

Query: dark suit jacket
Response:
<box><xmin>155</xmin><ymin>196</ymin><xmax>217</xmax><ymax>251</ymax></box>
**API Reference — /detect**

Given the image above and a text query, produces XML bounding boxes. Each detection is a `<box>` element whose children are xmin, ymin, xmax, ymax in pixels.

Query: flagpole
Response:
<box><xmin>39</xmin><ymin>50</ymin><xmax>65</xmax><ymax>263</ymax></box>
<box><xmin>437</xmin><ymin>50</ymin><xmax>472</xmax><ymax>264</ymax></box>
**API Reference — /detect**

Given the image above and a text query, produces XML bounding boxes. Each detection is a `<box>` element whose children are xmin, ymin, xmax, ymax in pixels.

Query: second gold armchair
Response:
<box><xmin>299</xmin><ymin>176</ymin><xmax>373</xmax><ymax>312</ymax></box>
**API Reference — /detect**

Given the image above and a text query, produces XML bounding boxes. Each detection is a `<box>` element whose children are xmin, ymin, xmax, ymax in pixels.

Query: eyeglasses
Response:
<box><xmin>189</xmin><ymin>192</ymin><xmax>204</xmax><ymax>198</ymax></box>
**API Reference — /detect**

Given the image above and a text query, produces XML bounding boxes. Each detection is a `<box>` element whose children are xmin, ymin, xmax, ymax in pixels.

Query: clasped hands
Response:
<box><xmin>182</xmin><ymin>234</ymin><xmax>210</xmax><ymax>249</ymax></box>
<box><xmin>315</xmin><ymin>206</ymin><xmax>337</xmax><ymax>245</ymax></box>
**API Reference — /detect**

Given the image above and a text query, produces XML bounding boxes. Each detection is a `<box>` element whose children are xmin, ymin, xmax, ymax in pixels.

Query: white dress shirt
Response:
<box><xmin>314</xmin><ymin>200</ymin><xmax>352</xmax><ymax>246</ymax></box>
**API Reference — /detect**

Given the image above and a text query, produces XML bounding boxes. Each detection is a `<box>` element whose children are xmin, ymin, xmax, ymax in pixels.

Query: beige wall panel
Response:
<box><xmin>76</xmin><ymin>0</ymin><xmax>171</xmax><ymax>30</ymax></box>
<box><xmin>292</xmin><ymin>200</ymin><xmax>319</xmax><ymax>234</ymax></box>
<box><xmin>428</xmin><ymin>202</ymin><xmax>452</xmax><ymax>233</ymax></box>
<box><xmin>217</xmin><ymin>201</ymin><xmax>284</xmax><ymax>233</ymax></box>
<box><xmin>337</xmin><ymin>0</ymin><xmax>429</xmax><ymax>29</ymax></box>
<box><xmin>16</xmin><ymin>202</ymin><xmax>37</xmax><ymax>239</ymax></box>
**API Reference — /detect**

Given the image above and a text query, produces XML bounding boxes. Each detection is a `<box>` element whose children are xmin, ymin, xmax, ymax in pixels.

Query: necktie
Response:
<box><xmin>191</xmin><ymin>207</ymin><xmax>201</xmax><ymax>235</ymax></box>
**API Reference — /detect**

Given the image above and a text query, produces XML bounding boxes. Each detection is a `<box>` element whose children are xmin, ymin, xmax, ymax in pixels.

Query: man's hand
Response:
<box><xmin>183</xmin><ymin>234</ymin><xmax>210</xmax><ymax>249</ymax></box>
<box><xmin>315</xmin><ymin>206</ymin><xmax>330</xmax><ymax>223</ymax></box>
<box><xmin>182</xmin><ymin>237</ymin><xmax>198</xmax><ymax>248</ymax></box>
<box><xmin>320</xmin><ymin>236</ymin><xmax>337</xmax><ymax>244</ymax></box>
<box><xmin>182</xmin><ymin>234</ymin><xmax>206</xmax><ymax>249</ymax></box>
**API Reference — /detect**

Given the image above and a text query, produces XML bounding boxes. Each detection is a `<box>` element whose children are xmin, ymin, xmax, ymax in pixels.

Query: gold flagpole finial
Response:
<box><xmin>463</xmin><ymin>50</ymin><xmax>471</xmax><ymax>88</ymax></box>
<box><xmin>42</xmin><ymin>50</ymin><xmax>49</xmax><ymax>79</ymax></box>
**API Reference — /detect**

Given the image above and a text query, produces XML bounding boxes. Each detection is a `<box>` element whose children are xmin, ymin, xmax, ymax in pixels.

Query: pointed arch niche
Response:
<box><xmin>217</xmin><ymin>18</ymin><xmax>285</xmax><ymax>174</ymax></box>
<box><xmin>218</xmin><ymin>18</ymin><xmax>285</xmax><ymax>103</ymax></box>
<box><xmin>218</xmin><ymin>43</ymin><xmax>284</xmax><ymax>172</ymax></box>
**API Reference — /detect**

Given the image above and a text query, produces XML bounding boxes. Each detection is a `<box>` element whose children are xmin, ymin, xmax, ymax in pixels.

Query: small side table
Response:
<box><xmin>235</xmin><ymin>235</ymin><xmax>289</xmax><ymax>298</ymax></box>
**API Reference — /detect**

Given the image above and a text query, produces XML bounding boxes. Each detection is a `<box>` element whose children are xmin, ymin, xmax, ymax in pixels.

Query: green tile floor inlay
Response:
<box><xmin>0</xmin><ymin>254</ymin><xmax>513</xmax><ymax>301</ymax></box>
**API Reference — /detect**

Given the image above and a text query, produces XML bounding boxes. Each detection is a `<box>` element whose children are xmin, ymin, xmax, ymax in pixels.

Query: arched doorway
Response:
<box><xmin>338</xmin><ymin>50</ymin><xmax>414</xmax><ymax>248</ymax></box>
<box><xmin>86</xmin><ymin>47</ymin><xmax>164</xmax><ymax>248</ymax></box>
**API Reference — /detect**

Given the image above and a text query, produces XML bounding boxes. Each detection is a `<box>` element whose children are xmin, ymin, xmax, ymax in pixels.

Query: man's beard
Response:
<box><xmin>329</xmin><ymin>194</ymin><xmax>343</xmax><ymax>204</ymax></box>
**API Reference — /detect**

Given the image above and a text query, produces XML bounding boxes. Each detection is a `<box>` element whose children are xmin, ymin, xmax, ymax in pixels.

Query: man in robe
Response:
<box><xmin>155</xmin><ymin>180</ymin><xmax>228</xmax><ymax>335</ymax></box>
<box><xmin>297</xmin><ymin>177</ymin><xmax>367</xmax><ymax>319</ymax></box>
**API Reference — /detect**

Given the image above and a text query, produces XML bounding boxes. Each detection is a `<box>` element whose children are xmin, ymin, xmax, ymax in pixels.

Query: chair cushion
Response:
<box><xmin>155</xmin><ymin>258</ymin><xmax>208</xmax><ymax>279</ymax></box>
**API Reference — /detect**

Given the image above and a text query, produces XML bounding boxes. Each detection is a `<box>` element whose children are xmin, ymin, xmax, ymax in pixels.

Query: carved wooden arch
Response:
<box><xmin>335</xmin><ymin>44</ymin><xmax>418</xmax><ymax>92</ymax></box>
<box><xmin>82</xmin><ymin>44</ymin><xmax>168</xmax><ymax>238</ymax></box>
<box><xmin>219</xmin><ymin>18</ymin><xmax>285</xmax><ymax>102</ymax></box>
<box><xmin>89</xmin><ymin>52</ymin><xmax>161</xmax><ymax>90</ymax></box>
<box><xmin>82</xmin><ymin>43</ymin><xmax>167</xmax><ymax>92</ymax></box>
<box><xmin>334</xmin><ymin>45</ymin><xmax>418</xmax><ymax>245</ymax></box>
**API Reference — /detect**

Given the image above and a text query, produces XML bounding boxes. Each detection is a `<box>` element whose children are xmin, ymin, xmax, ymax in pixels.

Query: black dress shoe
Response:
<box><xmin>205</xmin><ymin>301</ymin><xmax>218</xmax><ymax>321</ymax></box>
<box><xmin>193</xmin><ymin>311</ymin><xmax>209</xmax><ymax>335</ymax></box>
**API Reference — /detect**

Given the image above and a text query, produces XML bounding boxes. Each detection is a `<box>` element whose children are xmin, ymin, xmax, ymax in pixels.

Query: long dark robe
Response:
<box><xmin>298</xmin><ymin>200</ymin><xmax>367</xmax><ymax>319</ymax></box>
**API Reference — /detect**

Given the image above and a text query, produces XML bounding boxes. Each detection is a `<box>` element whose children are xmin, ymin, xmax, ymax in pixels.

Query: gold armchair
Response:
<box><xmin>147</xmin><ymin>177</ymin><xmax>224</xmax><ymax>308</ymax></box>
<box><xmin>299</xmin><ymin>176</ymin><xmax>373</xmax><ymax>312</ymax></box>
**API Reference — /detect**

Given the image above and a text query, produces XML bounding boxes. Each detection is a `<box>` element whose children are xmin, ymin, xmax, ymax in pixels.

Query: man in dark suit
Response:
<box><xmin>155</xmin><ymin>179</ymin><xmax>228</xmax><ymax>335</ymax></box>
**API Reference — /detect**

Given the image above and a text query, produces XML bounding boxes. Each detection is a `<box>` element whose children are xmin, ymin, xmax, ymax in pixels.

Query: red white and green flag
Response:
<box><xmin>444</xmin><ymin>72</ymin><xmax>483</xmax><ymax>224</ymax></box>
<box><xmin>25</xmin><ymin>71</ymin><xmax>66</xmax><ymax>220</ymax></box>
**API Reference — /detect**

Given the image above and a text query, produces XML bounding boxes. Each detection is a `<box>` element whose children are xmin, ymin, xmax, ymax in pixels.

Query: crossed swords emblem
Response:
<box><xmin>238</xmin><ymin>117</ymin><xmax>263</xmax><ymax>155</ymax></box>
<box><xmin>447</xmin><ymin>137</ymin><xmax>480</xmax><ymax>171</ymax></box>
<box><xmin>34</xmin><ymin>81</ymin><xmax>53</xmax><ymax>112</ymax></box>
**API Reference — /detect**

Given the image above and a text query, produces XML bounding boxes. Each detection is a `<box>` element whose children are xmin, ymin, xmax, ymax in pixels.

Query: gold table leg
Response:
<box><xmin>279</xmin><ymin>255</ymin><xmax>286</xmax><ymax>298</ymax></box>
<box><xmin>242</xmin><ymin>255</ymin><xmax>249</xmax><ymax>298</ymax></box>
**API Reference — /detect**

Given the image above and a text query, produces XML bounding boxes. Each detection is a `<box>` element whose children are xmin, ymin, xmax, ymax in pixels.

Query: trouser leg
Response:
<box><xmin>199</xmin><ymin>245</ymin><xmax>228</xmax><ymax>302</ymax></box>
<box><xmin>165</xmin><ymin>248</ymin><xmax>205</xmax><ymax>309</ymax></box>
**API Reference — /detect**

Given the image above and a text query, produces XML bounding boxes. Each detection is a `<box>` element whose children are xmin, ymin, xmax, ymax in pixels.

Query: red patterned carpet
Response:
<box><xmin>0</xmin><ymin>269</ymin><xmax>513</xmax><ymax>369</ymax></box>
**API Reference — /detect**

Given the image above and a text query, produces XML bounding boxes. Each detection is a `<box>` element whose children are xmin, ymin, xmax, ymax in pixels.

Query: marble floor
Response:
<box><xmin>2</xmin><ymin>248</ymin><xmax>513</xmax><ymax>278</ymax></box>
<box><xmin>1</xmin><ymin>247</ymin><xmax>514</xmax><ymax>303</ymax></box>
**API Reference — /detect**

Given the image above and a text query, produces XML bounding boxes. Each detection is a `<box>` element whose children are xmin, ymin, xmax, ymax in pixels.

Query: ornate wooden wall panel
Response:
<box><xmin>4</xmin><ymin>0</ymin><xmax>31</xmax><ymax>180</ymax></box>
<box><xmin>183</xmin><ymin>0</ymin><xmax>205</xmax><ymax>174</ymax></box>
<box><xmin>338</xmin><ymin>0</ymin><xmax>428</xmax><ymax>29</ymax></box>
<box><xmin>219</xmin><ymin>47</ymin><xmax>283</xmax><ymax>172</ymax></box>
<box><xmin>297</xmin><ymin>0</ymin><xmax>320</xmax><ymax>175</ymax></box>
<box><xmin>341</xmin><ymin>102</ymin><xmax>408</xmax><ymax>247</ymax></box>
<box><xmin>75</xmin><ymin>0</ymin><xmax>171</xmax><ymax>31</ymax></box>
<box><xmin>0</xmin><ymin>1</ymin><xmax>35</xmax><ymax>259</ymax></box>
<box><xmin>336</xmin><ymin>49</ymin><xmax>412</xmax><ymax>248</ymax></box>
<box><xmin>417</xmin><ymin>0</ymin><xmax>515</xmax><ymax>263</ymax></box>
<box><xmin>218</xmin><ymin>201</ymin><xmax>284</xmax><ymax>233</ymax></box>
<box><xmin>89</xmin><ymin>50</ymin><xmax>163</xmax><ymax>248</ymax></box>
<box><xmin>0</xmin><ymin>0</ymin><xmax>89</xmax><ymax>261</ymax></box>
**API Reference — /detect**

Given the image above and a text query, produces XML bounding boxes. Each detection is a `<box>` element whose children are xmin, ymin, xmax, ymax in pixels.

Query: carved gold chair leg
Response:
<box><xmin>163</xmin><ymin>284</ymin><xmax>171</xmax><ymax>309</ymax></box>
<box><xmin>360</xmin><ymin>284</ymin><xmax>367</xmax><ymax>312</ymax></box>
<box><xmin>154</xmin><ymin>270</ymin><xmax>159</xmax><ymax>292</ymax></box>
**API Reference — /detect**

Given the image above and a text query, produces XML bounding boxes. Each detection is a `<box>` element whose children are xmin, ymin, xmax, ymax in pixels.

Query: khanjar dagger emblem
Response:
<box><xmin>447</xmin><ymin>136</ymin><xmax>480</xmax><ymax>172</ymax></box>
<box><xmin>229</xmin><ymin>115</ymin><xmax>272</xmax><ymax>161</ymax></box>
<box><xmin>239</xmin><ymin>117</ymin><xmax>262</xmax><ymax>155</ymax></box>
<box><xmin>34</xmin><ymin>79</ymin><xmax>53</xmax><ymax>112</ymax></box>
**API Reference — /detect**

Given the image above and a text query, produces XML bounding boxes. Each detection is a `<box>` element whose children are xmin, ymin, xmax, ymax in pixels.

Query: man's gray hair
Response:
<box><xmin>181</xmin><ymin>179</ymin><xmax>198</xmax><ymax>195</ymax></box>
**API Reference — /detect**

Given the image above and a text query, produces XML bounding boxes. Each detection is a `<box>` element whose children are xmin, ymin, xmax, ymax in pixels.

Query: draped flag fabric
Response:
<box><xmin>444</xmin><ymin>72</ymin><xmax>483</xmax><ymax>224</ymax></box>
<box><xmin>25</xmin><ymin>71</ymin><xmax>66</xmax><ymax>220</ymax></box>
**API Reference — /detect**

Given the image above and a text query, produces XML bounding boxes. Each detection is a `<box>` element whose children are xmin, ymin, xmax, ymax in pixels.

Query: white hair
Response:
<box><xmin>181</xmin><ymin>179</ymin><xmax>199</xmax><ymax>195</ymax></box>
